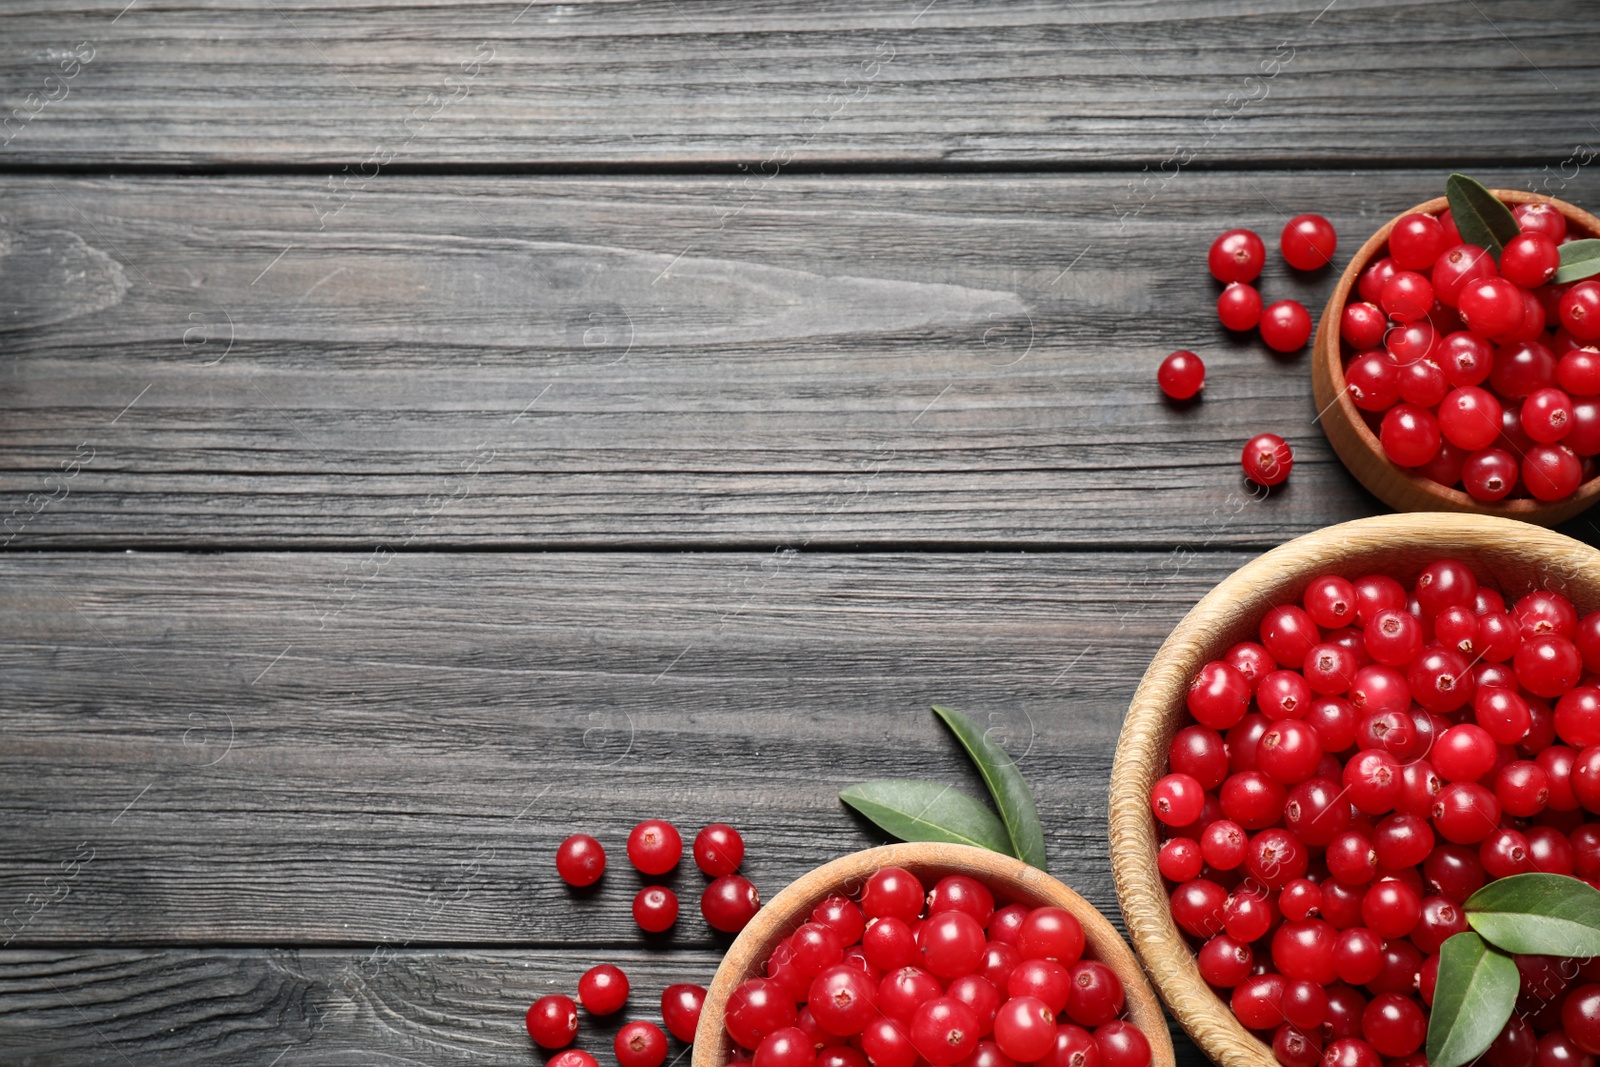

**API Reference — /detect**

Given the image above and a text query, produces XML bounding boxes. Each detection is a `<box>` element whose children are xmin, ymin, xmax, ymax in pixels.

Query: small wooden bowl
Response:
<box><xmin>1108</xmin><ymin>512</ymin><xmax>1600</xmax><ymax>1067</ymax></box>
<box><xmin>692</xmin><ymin>843</ymin><xmax>1176</xmax><ymax>1067</ymax></box>
<box><xmin>1311</xmin><ymin>188</ymin><xmax>1600</xmax><ymax>525</ymax></box>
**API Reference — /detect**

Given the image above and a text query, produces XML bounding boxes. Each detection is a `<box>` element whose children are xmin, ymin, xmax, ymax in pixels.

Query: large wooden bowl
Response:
<box><xmin>1108</xmin><ymin>512</ymin><xmax>1600</xmax><ymax>1067</ymax></box>
<box><xmin>1311</xmin><ymin>188</ymin><xmax>1600</xmax><ymax>525</ymax></box>
<box><xmin>692</xmin><ymin>843</ymin><xmax>1176</xmax><ymax>1067</ymax></box>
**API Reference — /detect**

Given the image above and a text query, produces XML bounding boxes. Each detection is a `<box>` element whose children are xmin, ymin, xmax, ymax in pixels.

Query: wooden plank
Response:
<box><xmin>0</xmin><ymin>550</ymin><xmax>1244</xmax><ymax>945</ymax></box>
<box><xmin>0</xmin><ymin>948</ymin><xmax>1205</xmax><ymax>1066</ymax></box>
<box><xmin>0</xmin><ymin>1</ymin><xmax>1593</xmax><ymax>168</ymax></box>
<box><xmin>8</xmin><ymin>169</ymin><xmax>1598</xmax><ymax>548</ymax></box>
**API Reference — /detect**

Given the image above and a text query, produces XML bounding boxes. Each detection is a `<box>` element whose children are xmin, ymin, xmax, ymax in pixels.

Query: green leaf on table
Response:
<box><xmin>839</xmin><ymin>780</ymin><xmax>1015</xmax><ymax>855</ymax></box>
<box><xmin>931</xmin><ymin>705</ymin><xmax>1047</xmax><ymax>869</ymax></box>
<box><xmin>1555</xmin><ymin>238</ymin><xmax>1600</xmax><ymax>284</ymax></box>
<box><xmin>1465</xmin><ymin>873</ymin><xmax>1600</xmax><ymax>957</ymax></box>
<box><xmin>1426</xmin><ymin>932</ymin><xmax>1519</xmax><ymax>1067</ymax></box>
<box><xmin>1446</xmin><ymin>173</ymin><xmax>1521</xmax><ymax>260</ymax></box>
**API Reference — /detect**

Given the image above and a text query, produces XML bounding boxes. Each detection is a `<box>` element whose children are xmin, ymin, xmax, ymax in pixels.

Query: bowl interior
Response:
<box><xmin>1109</xmin><ymin>513</ymin><xmax>1600</xmax><ymax>1067</ymax></box>
<box><xmin>693</xmin><ymin>842</ymin><xmax>1176</xmax><ymax>1067</ymax></box>
<box><xmin>1313</xmin><ymin>189</ymin><xmax>1600</xmax><ymax>524</ymax></box>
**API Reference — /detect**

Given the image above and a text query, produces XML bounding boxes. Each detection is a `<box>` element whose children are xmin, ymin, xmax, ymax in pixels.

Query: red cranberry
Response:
<box><xmin>1282</xmin><ymin>215</ymin><xmax>1338</xmax><ymax>271</ymax></box>
<box><xmin>1158</xmin><ymin>350</ymin><xmax>1206</xmax><ymax>399</ymax></box>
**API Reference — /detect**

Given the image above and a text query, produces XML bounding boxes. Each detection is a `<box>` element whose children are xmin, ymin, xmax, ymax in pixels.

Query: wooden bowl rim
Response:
<box><xmin>1108</xmin><ymin>512</ymin><xmax>1600</xmax><ymax>1067</ymax></box>
<box><xmin>692</xmin><ymin>842</ymin><xmax>1177</xmax><ymax>1067</ymax></box>
<box><xmin>1312</xmin><ymin>188</ymin><xmax>1600</xmax><ymax>524</ymax></box>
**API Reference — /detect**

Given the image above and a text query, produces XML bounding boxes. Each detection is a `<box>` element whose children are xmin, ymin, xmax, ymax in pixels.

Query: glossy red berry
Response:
<box><xmin>915</xmin><ymin>998</ymin><xmax>985</xmax><ymax>1062</ymax></box>
<box><xmin>1560</xmin><ymin>280</ymin><xmax>1600</xmax><ymax>342</ymax></box>
<box><xmin>1242</xmin><ymin>433</ymin><xmax>1294</xmax><ymax>486</ymax></box>
<box><xmin>727</xmin><ymin>978</ymin><xmax>799</xmax><ymax>1050</ymax></box>
<box><xmin>1187</xmin><ymin>660</ymin><xmax>1252</xmax><ymax>729</ymax></box>
<box><xmin>1219</xmin><ymin>284</ymin><xmax>1264</xmax><ymax>332</ymax></box>
<box><xmin>1439</xmin><ymin>387</ymin><xmax>1504</xmax><ymax>450</ymax></box>
<box><xmin>695</xmin><ymin>823</ymin><xmax>745</xmax><ymax>876</ymax></box>
<box><xmin>662</xmin><ymin>984</ymin><xmax>707</xmax><ymax>1042</ymax></box>
<box><xmin>1018</xmin><ymin>907</ymin><xmax>1086</xmax><ymax>964</ymax></box>
<box><xmin>703</xmin><ymin>875</ymin><xmax>761</xmax><ymax>932</ymax></box>
<box><xmin>1360</xmin><ymin>993</ymin><xmax>1425</xmax><ymax>1057</ymax></box>
<box><xmin>579</xmin><ymin>964</ymin><xmax>630</xmax><ymax>1015</ymax></box>
<box><xmin>557</xmin><ymin>834</ymin><xmax>607</xmax><ymax>887</ymax></box>
<box><xmin>1439</xmin><ymin>331</ymin><xmax>1495</xmax><ymax>387</ymax></box>
<box><xmin>1342</xmin><ymin>302</ymin><xmax>1388</xmax><ymax>350</ymax></box>
<box><xmin>1514</xmin><ymin>201</ymin><xmax>1568</xmax><ymax>242</ymax></box>
<box><xmin>1524</xmin><ymin>388</ymin><xmax>1577</xmax><ymax>444</ymax></box>
<box><xmin>1564</xmin><ymin>983</ymin><xmax>1600</xmax><ymax>1054</ymax></box>
<box><xmin>1460</xmin><ymin>277</ymin><xmax>1528</xmax><ymax>337</ymax></box>
<box><xmin>1433</xmin><ymin>723</ymin><xmax>1498</xmax><ymax>781</ymax></box>
<box><xmin>628</xmin><ymin>819</ymin><xmax>683</xmax><ymax>875</ymax></box>
<box><xmin>1261</xmin><ymin>300</ymin><xmax>1313</xmax><ymax>352</ymax></box>
<box><xmin>1150</xmin><ymin>772</ymin><xmax>1206</xmax><ymax>826</ymax></box>
<box><xmin>1282</xmin><ymin>215</ymin><xmax>1338</xmax><ymax>271</ymax></box>
<box><xmin>618</xmin><ymin>1021</ymin><xmax>670</xmax><ymax>1067</ymax></box>
<box><xmin>809</xmin><ymin>965</ymin><xmax>879</xmax><ymax>1036</ymax></box>
<box><xmin>1210</xmin><ymin>229</ymin><xmax>1267</xmax><ymax>284</ymax></box>
<box><xmin>920</xmin><ymin>911</ymin><xmax>986</xmax><ymax>980</ymax></box>
<box><xmin>1158</xmin><ymin>350</ymin><xmax>1206</xmax><ymax>399</ymax></box>
<box><xmin>634</xmin><ymin>886</ymin><xmax>679</xmax><ymax>932</ymax></box>
<box><xmin>1381</xmin><ymin>271</ymin><xmax>1434</xmax><ymax>323</ymax></box>
<box><xmin>1345</xmin><ymin>352</ymin><xmax>1402</xmax><ymax>411</ymax></box>
<box><xmin>1501</xmin><ymin>231</ymin><xmax>1563</xmax><ymax>289</ymax></box>
<box><xmin>528</xmin><ymin>994</ymin><xmax>580</xmax><ymax>1049</ymax></box>
<box><xmin>1464</xmin><ymin>448</ymin><xmax>1520</xmax><ymax>501</ymax></box>
<box><xmin>862</xmin><ymin>867</ymin><xmax>925</xmax><ymax>922</ymax></box>
<box><xmin>1389</xmin><ymin>213</ymin><xmax>1447</xmax><ymax>271</ymax></box>
<box><xmin>1380</xmin><ymin>403</ymin><xmax>1441</xmax><ymax>467</ymax></box>
<box><xmin>1524</xmin><ymin>443</ymin><xmax>1585</xmax><ymax>501</ymax></box>
<box><xmin>549</xmin><ymin>1051</ymin><xmax>601</xmax><ymax>1067</ymax></box>
<box><xmin>1431</xmin><ymin>781</ymin><xmax>1501</xmax><ymax>843</ymax></box>
<box><xmin>1093</xmin><ymin>1021</ymin><xmax>1151</xmax><ymax>1067</ymax></box>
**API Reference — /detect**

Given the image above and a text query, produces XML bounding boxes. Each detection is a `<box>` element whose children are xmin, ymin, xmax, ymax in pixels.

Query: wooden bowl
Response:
<box><xmin>692</xmin><ymin>842</ymin><xmax>1176</xmax><ymax>1067</ymax></box>
<box><xmin>1311</xmin><ymin>188</ymin><xmax>1600</xmax><ymax>525</ymax></box>
<box><xmin>1108</xmin><ymin>512</ymin><xmax>1600</xmax><ymax>1067</ymax></box>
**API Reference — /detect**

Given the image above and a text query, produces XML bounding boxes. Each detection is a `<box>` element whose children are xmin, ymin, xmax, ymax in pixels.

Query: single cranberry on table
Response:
<box><xmin>1210</xmin><ymin>228</ymin><xmax>1267</xmax><ymax>283</ymax></box>
<box><xmin>628</xmin><ymin>819</ymin><xmax>683</xmax><ymax>875</ymax></box>
<box><xmin>633</xmin><ymin>885</ymin><xmax>679</xmax><ymax>932</ymax></box>
<box><xmin>1157</xmin><ymin>350</ymin><xmax>1206</xmax><ymax>400</ymax></box>
<box><xmin>616</xmin><ymin>1020</ymin><xmax>670</xmax><ymax>1067</ymax></box>
<box><xmin>549</xmin><ymin>1052</ymin><xmax>600</xmax><ymax>1067</ymax></box>
<box><xmin>527</xmin><ymin>993</ymin><xmax>580</xmax><ymax>1048</ymax></box>
<box><xmin>1261</xmin><ymin>300</ymin><xmax>1313</xmax><ymax>352</ymax></box>
<box><xmin>703</xmin><ymin>874</ymin><xmax>762</xmax><ymax>932</ymax></box>
<box><xmin>1219</xmin><ymin>283</ymin><xmax>1264</xmax><ymax>332</ymax></box>
<box><xmin>1242</xmin><ymin>433</ymin><xmax>1294</xmax><ymax>487</ymax></box>
<box><xmin>578</xmin><ymin>963</ymin><xmax>630</xmax><ymax>1015</ymax></box>
<box><xmin>661</xmin><ymin>983</ymin><xmax>707</xmax><ymax>1042</ymax></box>
<box><xmin>557</xmin><ymin>833</ymin><xmax>607</xmax><ymax>887</ymax></box>
<box><xmin>1282</xmin><ymin>214</ymin><xmax>1338</xmax><ymax>270</ymax></box>
<box><xmin>694</xmin><ymin>823</ymin><xmax>745</xmax><ymax>876</ymax></box>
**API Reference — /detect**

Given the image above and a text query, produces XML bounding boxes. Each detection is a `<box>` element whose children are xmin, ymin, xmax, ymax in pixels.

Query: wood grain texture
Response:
<box><xmin>695</xmin><ymin>843</ymin><xmax>1174</xmax><ymax>1067</ymax></box>
<box><xmin>6</xmin><ymin>169</ymin><xmax>1599</xmax><ymax>549</ymax></box>
<box><xmin>1108</xmin><ymin>515</ymin><xmax>1600</xmax><ymax>1067</ymax></box>
<box><xmin>0</xmin><ymin>947</ymin><xmax>1201</xmax><ymax>1066</ymax></box>
<box><xmin>0</xmin><ymin>549</ymin><xmax>1244</xmax><ymax>946</ymax></box>
<box><xmin>1312</xmin><ymin>189</ymin><xmax>1600</xmax><ymax>525</ymax></box>
<box><xmin>0</xmin><ymin>1</ymin><xmax>1594</xmax><ymax>168</ymax></box>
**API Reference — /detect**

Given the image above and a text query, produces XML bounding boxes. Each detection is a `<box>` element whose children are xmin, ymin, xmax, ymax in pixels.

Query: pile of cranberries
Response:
<box><xmin>1160</xmin><ymin>214</ymin><xmax>1342</xmax><ymax>490</ymax></box>
<box><xmin>1150</xmin><ymin>559</ymin><xmax>1600</xmax><ymax>1067</ymax></box>
<box><xmin>721</xmin><ymin>866</ymin><xmax>1152</xmax><ymax>1067</ymax></box>
<box><xmin>1336</xmin><ymin>200</ymin><xmax>1600</xmax><ymax>503</ymax></box>
<box><xmin>528</xmin><ymin>820</ymin><xmax>759</xmax><ymax>1066</ymax></box>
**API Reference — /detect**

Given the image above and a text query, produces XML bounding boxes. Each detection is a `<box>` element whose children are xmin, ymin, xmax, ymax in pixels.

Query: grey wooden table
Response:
<box><xmin>2</xmin><ymin>2</ymin><xmax>1599</xmax><ymax>1064</ymax></box>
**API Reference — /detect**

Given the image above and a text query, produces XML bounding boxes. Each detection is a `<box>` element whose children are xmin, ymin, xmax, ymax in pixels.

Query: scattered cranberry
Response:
<box><xmin>703</xmin><ymin>874</ymin><xmax>761</xmax><ymax>932</ymax></box>
<box><xmin>549</xmin><ymin>1052</ymin><xmax>600</xmax><ymax>1067</ymax></box>
<box><xmin>1282</xmin><ymin>214</ymin><xmax>1338</xmax><ymax>271</ymax></box>
<box><xmin>1220</xmin><ymin>283</ymin><xmax>1264</xmax><ymax>332</ymax></box>
<box><xmin>616</xmin><ymin>1021</ymin><xmax>669</xmax><ymax>1067</ymax></box>
<box><xmin>694</xmin><ymin>823</ymin><xmax>745</xmax><ymax>876</ymax></box>
<box><xmin>557</xmin><ymin>833</ymin><xmax>607</xmax><ymax>887</ymax></box>
<box><xmin>1158</xmin><ymin>351</ymin><xmax>1206</xmax><ymax>399</ymax></box>
<box><xmin>1261</xmin><ymin>300</ymin><xmax>1312</xmax><ymax>352</ymax></box>
<box><xmin>578</xmin><ymin>964</ymin><xmax>630</xmax><ymax>1015</ymax></box>
<box><xmin>1210</xmin><ymin>229</ymin><xmax>1267</xmax><ymax>283</ymax></box>
<box><xmin>662</xmin><ymin>983</ymin><xmax>707</xmax><ymax>1042</ymax></box>
<box><xmin>633</xmin><ymin>885</ymin><xmax>679</xmax><ymax>933</ymax></box>
<box><xmin>1242</xmin><ymin>433</ymin><xmax>1294</xmax><ymax>487</ymax></box>
<box><xmin>627</xmin><ymin>819</ymin><xmax>683</xmax><ymax>875</ymax></box>
<box><xmin>527</xmin><ymin>994</ymin><xmax>580</xmax><ymax>1048</ymax></box>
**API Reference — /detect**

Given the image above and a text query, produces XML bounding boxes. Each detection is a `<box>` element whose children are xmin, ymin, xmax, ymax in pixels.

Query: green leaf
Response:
<box><xmin>1446</xmin><ymin>173</ymin><xmax>1521</xmax><ymax>260</ymax></box>
<box><xmin>839</xmin><ymin>780</ymin><xmax>1015</xmax><ymax>855</ymax></box>
<box><xmin>1466</xmin><ymin>873</ymin><xmax>1600</xmax><ymax>956</ymax></box>
<box><xmin>931</xmin><ymin>705</ymin><xmax>1047</xmax><ymax>869</ymax></box>
<box><xmin>1426</xmin><ymin>932</ymin><xmax>1519</xmax><ymax>1067</ymax></box>
<box><xmin>1555</xmin><ymin>238</ymin><xmax>1600</xmax><ymax>284</ymax></box>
